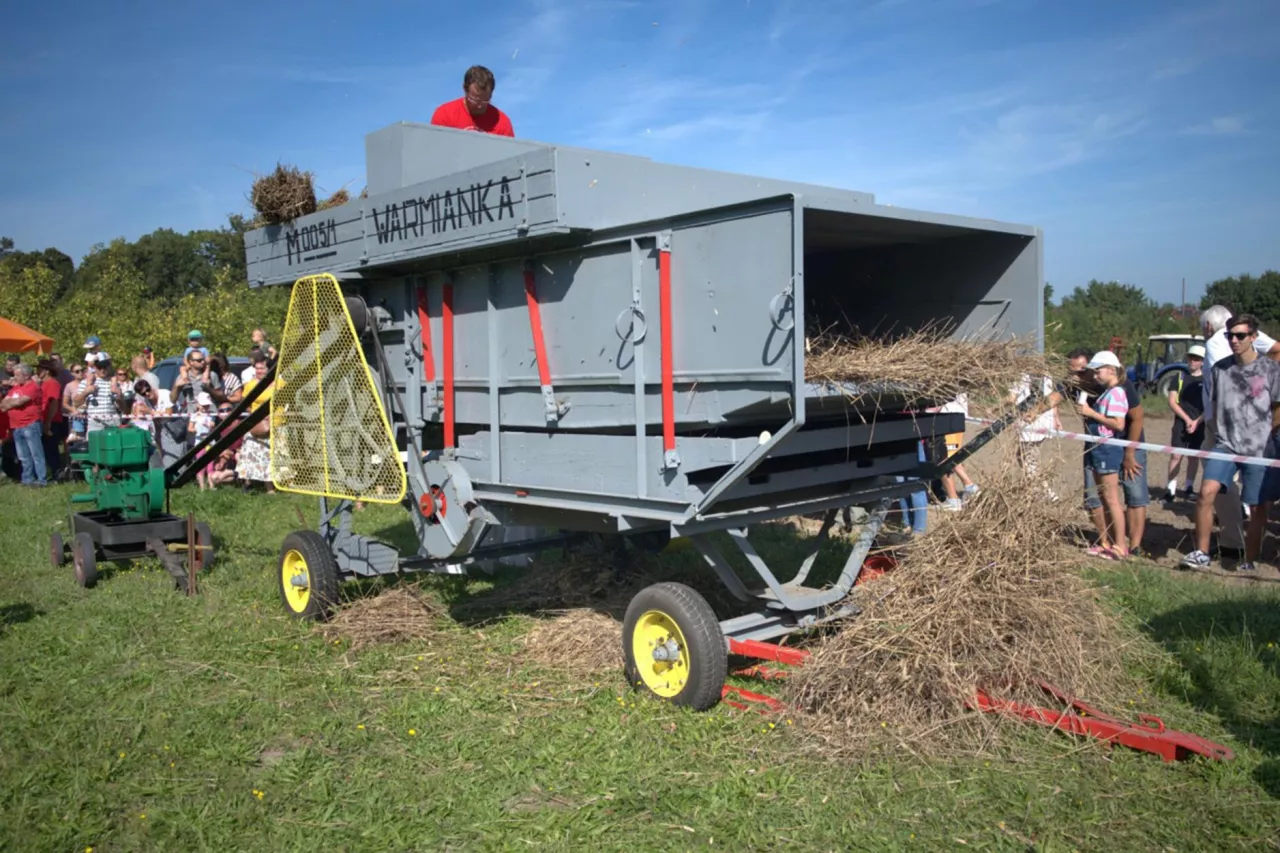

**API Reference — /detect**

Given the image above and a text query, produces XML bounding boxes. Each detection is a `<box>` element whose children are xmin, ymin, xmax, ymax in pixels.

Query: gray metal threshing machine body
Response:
<box><xmin>246</xmin><ymin>123</ymin><xmax>1043</xmax><ymax>697</ymax></box>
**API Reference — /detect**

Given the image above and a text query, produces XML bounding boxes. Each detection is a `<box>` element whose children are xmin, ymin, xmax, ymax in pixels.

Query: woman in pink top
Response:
<box><xmin>1077</xmin><ymin>351</ymin><xmax>1131</xmax><ymax>559</ymax></box>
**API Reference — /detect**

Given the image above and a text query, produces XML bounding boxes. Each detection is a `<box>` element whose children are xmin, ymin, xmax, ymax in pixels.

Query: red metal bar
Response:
<box><xmin>727</xmin><ymin>638</ymin><xmax>811</xmax><ymax>667</ymax></box>
<box><xmin>971</xmin><ymin>687</ymin><xmax>1234</xmax><ymax>763</ymax></box>
<box><xmin>731</xmin><ymin>664</ymin><xmax>792</xmax><ymax>681</ymax></box>
<box><xmin>659</xmin><ymin>248</ymin><xmax>675</xmax><ymax>453</ymax></box>
<box><xmin>523</xmin><ymin>267</ymin><xmax>553</xmax><ymax>389</ymax></box>
<box><xmin>442</xmin><ymin>279</ymin><xmax>455</xmax><ymax>449</ymax></box>
<box><xmin>721</xmin><ymin>685</ymin><xmax>786</xmax><ymax>714</ymax></box>
<box><xmin>415</xmin><ymin>285</ymin><xmax>436</xmax><ymax>383</ymax></box>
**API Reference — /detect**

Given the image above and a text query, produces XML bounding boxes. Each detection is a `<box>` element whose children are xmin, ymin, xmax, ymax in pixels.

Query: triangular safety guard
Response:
<box><xmin>269</xmin><ymin>273</ymin><xmax>407</xmax><ymax>505</ymax></box>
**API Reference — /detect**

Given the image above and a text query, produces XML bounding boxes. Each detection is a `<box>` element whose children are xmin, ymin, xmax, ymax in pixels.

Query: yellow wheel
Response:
<box><xmin>623</xmin><ymin>582</ymin><xmax>727</xmax><ymax>710</ymax></box>
<box><xmin>277</xmin><ymin>530</ymin><xmax>340</xmax><ymax>621</ymax></box>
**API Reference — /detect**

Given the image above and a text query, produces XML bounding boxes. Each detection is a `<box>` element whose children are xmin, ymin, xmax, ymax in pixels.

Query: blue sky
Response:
<box><xmin>2</xmin><ymin>0</ymin><xmax>1276</xmax><ymax>306</ymax></box>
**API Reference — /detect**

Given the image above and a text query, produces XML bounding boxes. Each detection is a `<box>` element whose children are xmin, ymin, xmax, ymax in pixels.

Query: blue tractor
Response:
<box><xmin>1126</xmin><ymin>333</ymin><xmax>1204</xmax><ymax>399</ymax></box>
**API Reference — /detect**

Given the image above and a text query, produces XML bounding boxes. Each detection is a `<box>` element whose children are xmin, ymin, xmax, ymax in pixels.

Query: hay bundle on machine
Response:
<box><xmin>804</xmin><ymin>326</ymin><xmax>1063</xmax><ymax>413</ymax></box>
<box><xmin>784</xmin><ymin>450</ymin><xmax>1136</xmax><ymax>756</ymax></box>
<box><xmin>317</xmin><ymin>188</ymin><xmax>351</xmax><ymax>211</ymax></box>
<box><xmin>250</xmin><ymin>163</ymin><xmax>318</xmax><ymax>225</ymax></box>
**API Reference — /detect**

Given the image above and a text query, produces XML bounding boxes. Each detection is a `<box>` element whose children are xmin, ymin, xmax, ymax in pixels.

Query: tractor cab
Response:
<box><xmin>1127</xmin><ymin>333</ymin><xmax>1204</xmax><ymax>397</ymax></box>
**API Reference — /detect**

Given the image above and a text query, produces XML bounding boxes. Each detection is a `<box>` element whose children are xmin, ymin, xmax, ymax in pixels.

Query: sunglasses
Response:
<box><xmin>1228</xmin><ymin>331</ymin><xmax>1254</xmax><ymax>341</ymax></box>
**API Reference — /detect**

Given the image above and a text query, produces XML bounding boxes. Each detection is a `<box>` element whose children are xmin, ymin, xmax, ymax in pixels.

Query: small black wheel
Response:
<box><xmin>623</xmin><ymin>582</ymin><xmax>727</xmax><ymax>711</ymax></box>
<box><xmin>73</xmin><ymin>532</ymin><xmax>99</xmax><ymax>589</ymax></box>
<box><xmin>50</xmin><ymin>532</ymin><xmax>66</xmax><ymax>568</ymax></box>
<box><xmin>191</xmin><ymin>522</ymin><xmax>216</xmax><ymax>574</ymax></box>
<box><xmin>277</xmin><ymin>530</ymin><xmax>341</xmax><ymax>621</ymax></box>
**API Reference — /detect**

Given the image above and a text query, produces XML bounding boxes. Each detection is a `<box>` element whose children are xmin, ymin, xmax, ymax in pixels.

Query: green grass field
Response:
<box><xmin>2</xmin><ymin>482</ymin><xmax>1278</xmax><ymax>852</ymax></box>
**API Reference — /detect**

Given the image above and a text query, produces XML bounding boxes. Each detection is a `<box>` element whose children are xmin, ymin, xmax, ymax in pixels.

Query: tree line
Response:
<box><xmin>1</xmin><ymin>221</ymin><xmax>1275</xmax><ymax>367</ymax></box>
<box><xmin>0</xmin><ymin>216</ymin><xmax>288</xmax><ymax>362</ymax></box>
<box><xmin>1044</xmin><ymin>273</ymin><xmax>1280</xmax><ymax>356</ymax></box>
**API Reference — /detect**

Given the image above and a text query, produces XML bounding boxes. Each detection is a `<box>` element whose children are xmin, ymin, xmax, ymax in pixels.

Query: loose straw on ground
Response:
<box><xmin>784</xmin><ymin>444</ymin><xmax>1137</xmax><ymax>756</ymax></box>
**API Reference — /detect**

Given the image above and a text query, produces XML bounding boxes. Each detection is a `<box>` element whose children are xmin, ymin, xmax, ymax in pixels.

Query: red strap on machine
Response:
<box><xmin>523</xmin><ymin>267</ymin><xmax>553</xmax><ymax>389</ymax></box>
<box><xmin>659</xmin><ymin>248</ymin><xmax>675</xmax><ymax>455</ymax></box>
<box><xmin>415</xmin><ymin>285</ymin><xmax>436</xmax><ymax>383</ymax></box>
<box><xmin>442</xmin><ymin>279</ymin><xmax>455</xmax><ymax>449</ymax></box>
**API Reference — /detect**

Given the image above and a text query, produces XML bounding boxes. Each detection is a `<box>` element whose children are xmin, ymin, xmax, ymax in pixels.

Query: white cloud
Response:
<box><xmin>1180</xmin><ymin>116</ymin><xmax>1247</xmax><ymax>136</ymax></box>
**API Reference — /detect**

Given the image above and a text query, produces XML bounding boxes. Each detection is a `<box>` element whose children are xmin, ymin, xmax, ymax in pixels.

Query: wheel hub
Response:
<box><xmin>631</xmin><ymin>611</ymin><xmax>689</xmax><ymax>697</ymax></box>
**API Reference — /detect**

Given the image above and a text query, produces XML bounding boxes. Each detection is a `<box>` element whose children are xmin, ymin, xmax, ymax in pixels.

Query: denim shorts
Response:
<box><xmin>1089</xmin><ymin>443</ymin><xmax>1124</xmax><ymax>475</ymax></box>
<box><xmin>1202</xmin><ymin>435</ymin><xmax>1280</xmax><ymax>506</ymax></box>
<box><xmin>1087</xmin><ymin>446</ymin><xmax>1149</xmax><ymax>508</ymax></box>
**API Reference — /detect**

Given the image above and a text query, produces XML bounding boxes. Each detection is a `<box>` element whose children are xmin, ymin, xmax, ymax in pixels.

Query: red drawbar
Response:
<box><xmin>442</xmin><ymin>279</ymin><xmax>455</xmax><ymax>449</ymax></box>
<box><xmin>727</xmin><ymin>638</ymin><xmax>811</xmax><ymax>667</ymax></box>
<box><xmin>659</xmin><ymin>249</ymin><xmax>675</xmax><ymax>453</ymax></box>
<box><xmin>721</xmin><ymin>685</ymin><xmax>786</xmax><ymax>714</ymax></box>
<box><xmin>415</xmin><ymin>285</ymin><xmax>436</xmax><ymax>383</ymax></box>
<box><xmin>971</xmin><ymin>682</ymin><xmax>1235</xmax><ymax>763</ymax></box>
<box><xmin>523</xmin><ymin>267</ymin><xmax>553</xmax><ymax>388</ymax></box>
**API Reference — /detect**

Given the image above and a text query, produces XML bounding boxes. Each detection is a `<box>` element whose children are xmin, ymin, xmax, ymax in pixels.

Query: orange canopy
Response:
<box><xmin>0</xmin><ymin>316</ymin><xmax>55</xmax><ymax>355</ymax></box>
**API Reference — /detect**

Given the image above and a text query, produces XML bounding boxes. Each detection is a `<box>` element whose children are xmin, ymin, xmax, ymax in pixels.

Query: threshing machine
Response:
<box><xmin>245</xmin><ymin>122</ymin><xmax>1043</xmax><ymax>709</ymax></box>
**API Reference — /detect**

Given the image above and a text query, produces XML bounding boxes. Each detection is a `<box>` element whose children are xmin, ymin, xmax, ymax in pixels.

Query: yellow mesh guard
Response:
<box><xmin>269</xmin><ymin>273</ymin><xmax>407</xmax><ymax>504</ymax></box>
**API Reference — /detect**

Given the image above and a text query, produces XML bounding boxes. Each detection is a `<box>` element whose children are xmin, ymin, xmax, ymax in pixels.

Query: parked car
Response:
<box><xmin>152</xmin><ymin>355</ymin><xmax>252</xmax><ymax>397</ymax></box>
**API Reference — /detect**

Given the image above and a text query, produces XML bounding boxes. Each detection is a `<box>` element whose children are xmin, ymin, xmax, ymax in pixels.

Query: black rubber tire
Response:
<box><xmin>1156</xmin><ymin>369</ymin><xmax>1185</xmax><ymax>401</ymax></box>
<box><xmin>73</xmin><ymin>532</ymin><xmax>98</xmax><ymax>589</ymax></box>
<box><xmin>192</xmin><ymin>522</ymin><xmax>216</xmax><ymax>574</ymax></box>
<box><xmin>50</xmin><ymin>532</ymin><xmax>65</xmax><ymax>569</ymax></box>
<box><xmin>277</xmin><ymin>530</ymin><xmax>341</xmax><ymax>622</ymax></box>
<box><xmin>623</xmin><ymin>582</ymin><xmax>727</xmax><ymax>711</ymax></box>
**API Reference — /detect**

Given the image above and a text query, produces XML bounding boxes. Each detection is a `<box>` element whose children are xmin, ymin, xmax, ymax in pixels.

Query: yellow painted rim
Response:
<box><xmin>630</xmin><ymin>609</ymin><xmax>690</xmax><ymax>698</ymax></box>
<box><xmin>281</xmin><ymin>549</ymin><xmax>311</xmax><ymax>613</ymax></box>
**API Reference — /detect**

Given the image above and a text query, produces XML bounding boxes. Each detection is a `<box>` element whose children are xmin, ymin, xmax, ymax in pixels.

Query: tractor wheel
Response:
<box><xmin>1156</xmin><ymin>370</ymin><xmax>1185</xmax><ymax>401</ymax></box>
<box><xmin>191</xmin><ymin>522</ymin><xmax>216</xmax><ymax>575</ymax></box>
<box><xmin>50</xmin><ymin>532</ymin><xmax>66</xmax><ymax>569</ymax></box>
<box><xmin>72</xmin><ymin>532</ymin><xmax>99</xmax><ymax>589</ymax></box>
<box><xmin>277</xmin><ymin>530</ymin><xmax>340</xmax><ymax>622</ymax></box>
<box><xmin>623</xmin><ymin>582</ymin><xmax>727</xmax><ymax>711</ymax></box>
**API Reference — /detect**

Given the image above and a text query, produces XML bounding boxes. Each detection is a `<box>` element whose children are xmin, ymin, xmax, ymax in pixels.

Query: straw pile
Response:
<box><xmin>318</xmin><ymin>188</ymin><xmax>351</xmax><ymax>211</ymax></box>
<box><xmin>804</xmin><ymin>327</ymin><xmax>1063</xmax><ymax>411</ymax></box>
<box><xmin>522</xmin><ymin>610</ymin><xmax>623</xmax><ymax>674</ymax></box>
<box><xmin>320</xmin><ymin>583</ymin><xmax>447</xmax><ymax>650</ymax></box>
<box><xmin>250</xmin><ymin>163</ymin><xmax>318</xmax><ymax>225</ymax></box>
<box><xmin>784</xmin><ymin>447</ymin><xmax>1134</xmax><ymax>756</ymax></box>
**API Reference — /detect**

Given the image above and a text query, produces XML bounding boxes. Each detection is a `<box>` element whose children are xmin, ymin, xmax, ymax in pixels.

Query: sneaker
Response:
<box><xmin>942</xmin><ymin>498</ymin><xmax>964</xmax><ymax>512</ymax></box>
<box><xmin>1180</xmin><ymin>550</ymin><xmax>1211</xmax><ymax>569</ymax></box>
<box><xmin>1235</xmin><ymin>561</ymin><xmax>1257</xmax><ymax>573</ymax></box>
<box><xmin>963</xmin><ymin>484</ymin><xmax>981</xmax><ymax>499</ymax></box>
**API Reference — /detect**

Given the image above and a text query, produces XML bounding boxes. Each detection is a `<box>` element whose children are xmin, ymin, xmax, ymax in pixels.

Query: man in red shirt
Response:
<box><xmin>430</xmin><ymin>65</ymin><xmax>515</xmax><ymax>137</ymax></box>
<box><xmin>0</xmin><ymin>363</ymin><xmax>47</xmax><ymax>486</ymax></box>
<box><xmin>37</xmin><ymin>360</ymin><xmax>65</xmax><ymax>479</ymax></box>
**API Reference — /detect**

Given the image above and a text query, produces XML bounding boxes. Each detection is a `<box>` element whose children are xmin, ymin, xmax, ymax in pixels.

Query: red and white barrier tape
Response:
<box><xmin>966</xmin><ymin>417</ymin><xmax>1280</xmax><ymax>469</ymax></box>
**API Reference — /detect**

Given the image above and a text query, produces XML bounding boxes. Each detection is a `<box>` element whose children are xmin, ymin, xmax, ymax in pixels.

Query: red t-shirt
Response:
<box><xmin>430</xmin><ymin>98</ymin><xmax>514</xmax><ymax>137</ymax></box>
<box><xmin>5</xmin><ymin>380</ymin><xmax>42</xmax><ymax>429</ymax></box>
<box><xmin>41</xmin><ymin>377</ymin><xmax>62</xmax><ymax>423</ymax></box>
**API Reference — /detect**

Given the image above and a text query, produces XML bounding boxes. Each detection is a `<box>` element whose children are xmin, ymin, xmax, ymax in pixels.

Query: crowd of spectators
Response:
<box><xmin>1</xmin><ymin>329</ymin><xmax>276</xmax><ymax>492</ymax></box>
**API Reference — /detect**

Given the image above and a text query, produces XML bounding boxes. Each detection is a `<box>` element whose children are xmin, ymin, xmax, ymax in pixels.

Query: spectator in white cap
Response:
<box><xmin>1198</xmin><ymin>304</ymin><xmax>1280</xmax><ymax>558</ymax></box>
<box><xmin>1076</xmin><ymin>350</ymin><xmax>1130</xmax><ymax>559</ymax></box>
<box><xmin>1164</xmin><ymin>343</ymin><xmax>1206</xmax><ymax>504</ymax></box>
<box><xmin>72</xmin><ymin>351</ymin><xmax>122</xmax><ymax>432</ymax></box>
<box><xmin>1182</xmin><ymin>313</ymin><xmax>1280</xmax><ymax>572</ymax></box>
<box><xmin>188</xmin><ymin>391</ymin><xmax>217</xmax><ymax>490</ymax></box>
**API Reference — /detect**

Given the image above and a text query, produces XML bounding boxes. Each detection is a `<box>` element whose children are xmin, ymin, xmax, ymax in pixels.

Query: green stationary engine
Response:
<box><xmin>70</xmin><ymin>426</ymin><xmax>166</xmax><ymax>520</ymax></box>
